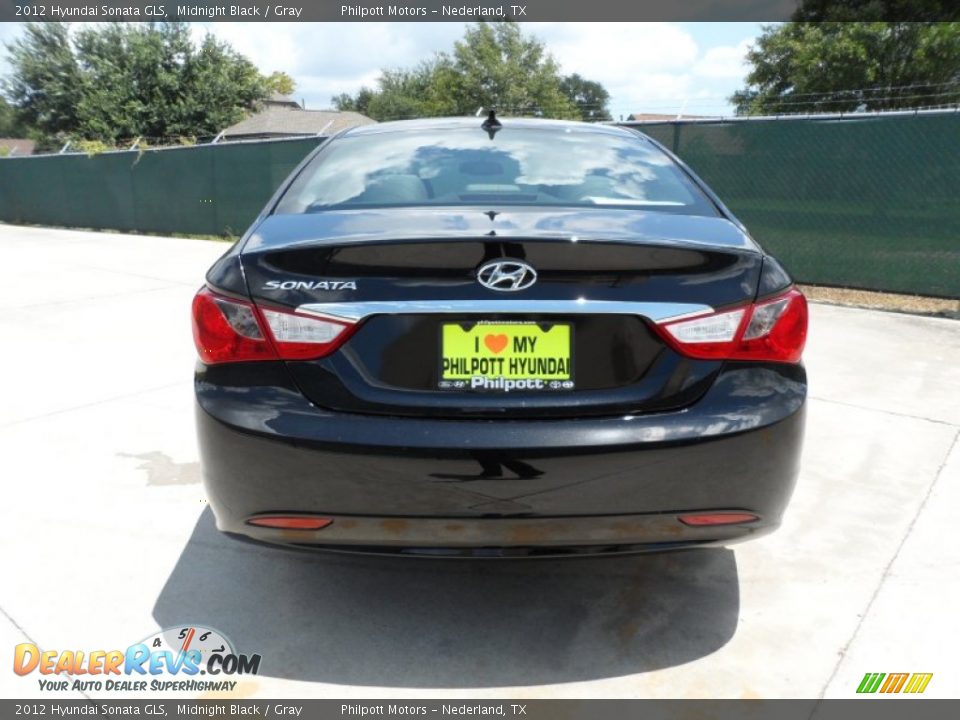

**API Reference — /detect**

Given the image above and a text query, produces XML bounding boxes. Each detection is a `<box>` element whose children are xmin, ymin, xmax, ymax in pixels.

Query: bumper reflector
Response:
<box><xmin>247</xmin><ymin>516</ymin><xmax>334</xmax><ymax>530</ymax></box>
<box><xmin>678</xmin><ymin>512</ymin><xmax>759</xmax><ymax>527</ymax></box>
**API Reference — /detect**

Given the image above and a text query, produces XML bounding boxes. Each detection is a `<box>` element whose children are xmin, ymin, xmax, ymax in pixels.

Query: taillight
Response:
<box><xmin>192</xmin><ymin>288</ymin><xmax>274</xmax><ymax>364</ymax></box>
<box><xmin>654</xmin><ymin>287</ymin><xmax>808</xmax><ymax>363</ymax></box>
<box><xmin>259</xmin><ymin>307</ymin><xmax>356</xmax><ymax>360</ymax></box>
<box><xmin>191</xmin><ymin>287</ymin><xmax>356</xmax><ymax>364</ymax></box>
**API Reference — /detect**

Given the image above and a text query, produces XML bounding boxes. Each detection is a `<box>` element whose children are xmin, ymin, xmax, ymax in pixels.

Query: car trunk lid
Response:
<box><xmin>239</xmin><ymin>209</ymin><xmax>762</xmax><ymax>418</ymax></box>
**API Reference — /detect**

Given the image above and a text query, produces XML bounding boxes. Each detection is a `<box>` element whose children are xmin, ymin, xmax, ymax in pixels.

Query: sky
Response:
<box><xmin>0</xmin><ymin>22</ymin><xmax>765</xmax><ymax>118</ymax></box>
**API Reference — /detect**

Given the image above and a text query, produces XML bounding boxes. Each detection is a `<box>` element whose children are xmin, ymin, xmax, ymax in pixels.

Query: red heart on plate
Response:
<box><xmin>484</xmin><ymin>334</ymin><xmax>508</xmax><ymax>354</ymax></box>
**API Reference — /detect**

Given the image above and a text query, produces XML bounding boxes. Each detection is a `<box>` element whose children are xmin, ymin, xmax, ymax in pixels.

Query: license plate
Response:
<box><xmin>439</xmin><ymin>322</ymin><xmax>574</xmax><ymax>392</ymax></box>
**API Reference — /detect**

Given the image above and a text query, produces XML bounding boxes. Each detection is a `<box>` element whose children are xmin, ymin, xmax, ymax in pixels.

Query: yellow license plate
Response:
<box><xmin>440</xmin><ymin>322</ymin><xmax>573</xmax><ymax>391</ymax></box>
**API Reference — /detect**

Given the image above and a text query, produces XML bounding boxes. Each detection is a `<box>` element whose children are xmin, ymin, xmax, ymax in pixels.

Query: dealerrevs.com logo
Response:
<box><xmin>13</xmin><ymin>625</ymin><xmax>261</xmax><ymax>693</ymax></box>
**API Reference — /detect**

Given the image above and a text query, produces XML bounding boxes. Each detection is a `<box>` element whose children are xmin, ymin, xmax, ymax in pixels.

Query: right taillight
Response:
<box><xmin>654</xmin><ymin>287</ymin><xmax>808</xmax><ymax>364</ymax></box>
<box><xmin>191</xmin><ymin>287</ymin><xmax>357</xmax><ymax>364</ymax></box>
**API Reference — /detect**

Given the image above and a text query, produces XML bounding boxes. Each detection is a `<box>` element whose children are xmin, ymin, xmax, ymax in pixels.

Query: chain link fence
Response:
<box><xmin>0</xmin><ymin>136</ymin><xmax>325</xmax><ymax>237</ymax></box>
<box><xmin>626</xmin><ymin>110</ymin><xmax>960</xmax><ymax>298</ymax></box>
<box><xmin>0</xmin><ymin>111</ymin><xmax>957</xmax><ymax>297</ymax></box>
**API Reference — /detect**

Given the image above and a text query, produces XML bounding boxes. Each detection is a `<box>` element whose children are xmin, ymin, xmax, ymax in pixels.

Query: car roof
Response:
<box><xmin>341</xmin><ymin>116</ymin><xmax>644</xmax><ymax>140</ymax></box>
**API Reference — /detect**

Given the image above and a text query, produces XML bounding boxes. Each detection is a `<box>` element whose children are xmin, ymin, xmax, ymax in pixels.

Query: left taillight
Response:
<box><xmin>653</xmin><ymin>286</ymin><xmax>808</xmax><ymax>364</ymax></box>
<box><xmin>192</xmin><ymin>287</ymin><xmax>275</xmax><ymax>364</ymax></box>
<box><xmin>191</xmin><ymin>287</ymin><xmax>356</xmax><ymax>364</ymax></box>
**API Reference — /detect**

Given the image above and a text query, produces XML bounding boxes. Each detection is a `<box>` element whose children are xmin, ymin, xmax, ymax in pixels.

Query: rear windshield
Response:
<box><xmin>273</xmin><ymin>126</ymin><xmax>718</xmax><ymax>216</ymax></box>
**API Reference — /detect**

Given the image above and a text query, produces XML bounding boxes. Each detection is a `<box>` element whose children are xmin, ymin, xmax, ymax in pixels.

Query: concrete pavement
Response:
<box><xmin>0</xmin><ymin>224</ymin><xmax>957</xmax><ymax>699</ymax></box>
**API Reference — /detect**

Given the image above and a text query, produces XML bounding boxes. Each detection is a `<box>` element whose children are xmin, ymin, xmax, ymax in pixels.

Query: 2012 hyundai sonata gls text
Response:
<box><xmin>192</xmin><ymin>116</ymin><xmax>808</xmax><ymax>557</ymax></box>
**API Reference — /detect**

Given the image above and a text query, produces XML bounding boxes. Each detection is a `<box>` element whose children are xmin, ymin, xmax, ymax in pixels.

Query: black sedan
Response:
<box><xmin>192</xmin><ymin>117</ymin><xmax>807</xmax><ymax>557</ymax></box>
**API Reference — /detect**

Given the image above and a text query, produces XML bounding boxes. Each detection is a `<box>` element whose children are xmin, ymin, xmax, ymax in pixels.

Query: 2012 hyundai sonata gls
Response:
<box><xmin>192</xmin><ymin>117</ymin><xmax>808</xmax><ymax>557</ymax></box>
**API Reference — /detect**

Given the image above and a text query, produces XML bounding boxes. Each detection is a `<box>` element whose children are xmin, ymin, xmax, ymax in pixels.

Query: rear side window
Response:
<box><xmin>274</xmin><ymin>126</ymin><xmax>718</xmax><ymax>216</ymax></box>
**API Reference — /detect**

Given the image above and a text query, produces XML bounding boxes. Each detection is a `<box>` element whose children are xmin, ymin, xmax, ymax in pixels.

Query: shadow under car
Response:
<box><xmin>153</xmin><ymin>508</ymin><xmax>740</xmax><ymax>688</ymax></box>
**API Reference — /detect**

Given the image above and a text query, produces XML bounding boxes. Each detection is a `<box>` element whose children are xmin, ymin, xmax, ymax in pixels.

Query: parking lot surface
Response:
<box><xmin>1</xmin><ymin>224</ymin><xmax>958</xmax><ymax>699</ymax></box>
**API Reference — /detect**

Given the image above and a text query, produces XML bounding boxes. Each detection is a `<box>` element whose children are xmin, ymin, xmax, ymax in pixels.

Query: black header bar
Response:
<box><xmin>6</xmin><ymin>0</ymin><xmax>959</xmax><ymax>22</ymax></box>
<box><xmin>5</xmin><ymin>0</ymin><xmax>956</xmax><ymax>22</ymax></box>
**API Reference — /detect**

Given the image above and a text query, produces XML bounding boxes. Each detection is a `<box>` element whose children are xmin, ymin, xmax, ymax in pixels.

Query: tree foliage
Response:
<box><xmin>334</xmin><ymin>59</ymin><xmax>459</xmax><ymax>119</ymax></box>
<box><xmin>732</xmin><ymin>19</ymin><xmax>960</xmax><ymax>115</ymax></box>
<box><xmin>264</xmin><ymin>71</ymin><xmax>296</xmax><ymax>97</ymax></box>
<box><xmin>333</xmin><ymin>22</ymin><xmax>609</xmax><ymax>121</ymax></box>
<box><xmin>791</xmin><ymin>0</ymin><xmax>958</xmax><ymax>22</ymax></box>
<box><xmin>559</xmin><ymin>74</ymin><xmax>612</xmax><ymax>121</ymax></box>
<box><xmin>0</xmin><ymin>96</ymin><xmax>23</xmax><ymax>136</ymax></box>
<box><xmin>1</xmin><ymin>22</ymin><xmax>285</xmax><ymax>145</ymax></box>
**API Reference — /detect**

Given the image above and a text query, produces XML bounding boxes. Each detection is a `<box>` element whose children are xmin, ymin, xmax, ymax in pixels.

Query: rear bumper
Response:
<box><xmin>196</xmin><ymin>362</ymin><xmax>806</xmax><ymax>556</ymax></box>
<box><xmin>225</xmin><ymin>512</ymin><xmax>778</xmax><ymax>558</ymax></box>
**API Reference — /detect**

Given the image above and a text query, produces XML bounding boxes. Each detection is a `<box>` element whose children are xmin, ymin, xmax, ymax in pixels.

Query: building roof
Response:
<box><xmin>0</xmin><ymin>138</ymin><xmax>36</xmax><ymax>156</ymax></box>
<box><xmin>220</xmin><ymin>107</ymin><xmax>375</xmax><ymax>140</ymax></box>
<box><xmin>265</xmin><ymin>93</ymin><xmax>301</xmax><ymax>108</ymax></box>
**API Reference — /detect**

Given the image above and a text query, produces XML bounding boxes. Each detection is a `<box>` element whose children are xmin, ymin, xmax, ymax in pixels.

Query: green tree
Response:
<box><xmin>2</xmin><ymin>22</ymin><xmax>287</xmax><ymax>146</ymax></box>
<box><xmin>732</xmin><ymin>20</ymin><xmax>960</xmax><ymax>114</ymax></box>
<box><xmin>333</xmin><ymin>22</ymin><xmax>595</xmax><ymax>121</ymax></box>
<box><xmin>792</xmin><ymin>0</ymin><xmax>958</xmax><ymax>22</ymax></box>
<box><xmin>0</xmin><ymin>96</ymin><xmax>24</xmax><ymax>136</ymax></box>
<box><xmin>559</xmin><ymin>73</ymin><xmax>612</xmax><ymax>121</ymax></box>
<box><xmin>2</xmin><ymin>23</ymin><xmax>81</xmax><ymax>140</ymax></box>
<box><xmin>446</xmin><ymin>22</ymin><xmax>577</xmax><ymax>118</ymax></box>
<box><xmin>331</xmin><ymin>87</ymin><xmax>376</xmax><ymax>114</ymax></box>
<box><xmin>264</xmin><ymin>71</ymin><xmax>296</xmax><ymax>97</ymax></box>
<box><xmin>361</xmin><ymin>59</ymin><xmax>460</xmax><ymax>120</ymax></box>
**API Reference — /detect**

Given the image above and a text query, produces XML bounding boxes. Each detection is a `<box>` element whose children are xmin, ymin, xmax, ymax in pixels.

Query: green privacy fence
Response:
<box><xmin>629</xmin><ymin>112</ymin><xmax>960</xmax><ymax>298</ymax></box>
<box><xmin>0</xmin><ymin>113</ymin><xmax>958</xmax><ymax>296</ymax></box>
<box><xmin>0</xmin><ymin>136</ymin><xmax>325</xmax><ymax>237</ymax></box>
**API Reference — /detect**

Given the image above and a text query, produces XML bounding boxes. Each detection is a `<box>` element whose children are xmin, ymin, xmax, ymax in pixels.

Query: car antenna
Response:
<box><xmin>480</xmin><ymin>108</ymin><xmax>502</xmax><ymax>140</ymax></box>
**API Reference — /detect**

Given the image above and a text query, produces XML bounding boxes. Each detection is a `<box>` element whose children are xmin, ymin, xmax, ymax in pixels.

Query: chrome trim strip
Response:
<box><xmin>296</xmin><ymin>300</ymin><xmax>712</xmax><ymax>324</ymax></box>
